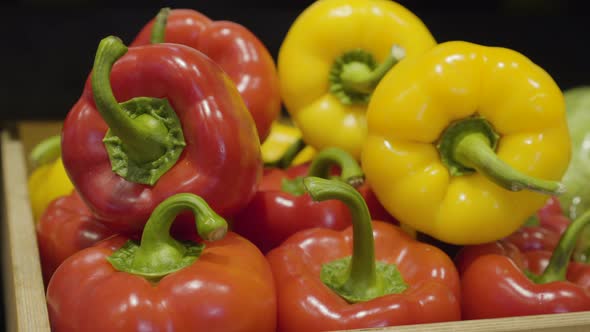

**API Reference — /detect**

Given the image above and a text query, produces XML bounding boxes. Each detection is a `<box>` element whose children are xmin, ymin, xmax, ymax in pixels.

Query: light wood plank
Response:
<box><xmin>336</xmin><ymin>311</ymin><xmax>590</xmax><ymax>332</ymax></box>
<box><xmin>1</xmin><ymin>131</ymin><xmax>51</xmax><ymax>331</ymax></box>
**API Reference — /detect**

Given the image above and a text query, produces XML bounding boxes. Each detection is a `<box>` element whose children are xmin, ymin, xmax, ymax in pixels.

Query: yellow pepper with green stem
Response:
<box><xmin>362</xmin><ymin>41</ymin><xmax>571</xmax><ymax>245</ymax></box>
<box><xmin>28</xmin><ymin>135</ymin><xmax>74</xmax><ymax>221</ymax></box>
<box><xmin>278</xmin><ymin>0</ymin><xmax>436</xmax><ymax>160</ymax></box>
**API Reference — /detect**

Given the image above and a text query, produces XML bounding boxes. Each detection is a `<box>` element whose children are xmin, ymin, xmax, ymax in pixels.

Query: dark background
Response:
<box><xmin>1</xmin><ymin>0</ymin><xmax>589</xmax><ymax>123</ymax></box>
<box><xmin>0</xmin><ymin>0</ymin><xmax>589</xmax><ymax>328</ymax></box>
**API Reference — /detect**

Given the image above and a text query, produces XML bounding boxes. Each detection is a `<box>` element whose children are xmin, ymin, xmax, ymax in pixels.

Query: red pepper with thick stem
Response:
<box><xmin>266</xmin><ymin>177</ymin><xmax>460</xmax><ymax>331</ymax></box>
<box><xmin>232</xmin><ymin>147</ymin><xmax>397</xmax><ymax>254</ymax></box>
<box><xmin>457</xmin><ymin>206</ymin><xmax>590</xmax><ymax>319</ymax></box>
<box><xmin>36</xmin><ymin>190</ymin><xmax>115</xmax><ymax>285</ymax></box>
<box><xmin>131</xmin><ymin>7</ymin><xmax>281</xmax><ymax>141</ymax></box>
<box><xmin>61</xmin><ymin>36</ymin><xmax>261</xmax><ymax>234</ymax></box>
<box><xmin>46</xmin><ymin>193</ymin><xmax>276</xmax><ymax>332</ymax></box>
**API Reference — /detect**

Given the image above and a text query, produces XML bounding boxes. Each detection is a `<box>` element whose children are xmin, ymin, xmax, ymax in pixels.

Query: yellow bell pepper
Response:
<box><xmin>278</xmin><ymin>0</ymin><xmax>436</xmax><ymax>160</ymax></box>
<box><xmin>27</xmin><ymin>135</ymin><xmax>74</xmax><ymax>221</ymax></box>
<box><xmin>362</xmin><ymin>41</ymin><xmax>571</xmax><ymax>245</ymax></box>
<box><xmin>261</xmin><ymin>120</ymin><xmax>316</xmax><ymax>168</ymax></box>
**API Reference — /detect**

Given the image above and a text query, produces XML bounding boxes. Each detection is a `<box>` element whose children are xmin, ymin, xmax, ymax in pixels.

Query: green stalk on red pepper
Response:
<box><xmin>61</xmin><ymin>35</ymin><xmax>262</xmax><ymax>234</ymax></box>
<box><xmin>458</xmin><ymin>206</ymin><xmax>590</xmax><ymax>319</ymax></box>
<box><xmin>232</xmin><ymin>147</ymin><xmax>396</xmax><ymax>254</ymax></box>
<box><xmin>46</xmin><ymin>193</ymin><xmax>277</xmax><ymax>331</ymax></box>
<box><xmin>266</xmin><ymin>176</ymin><xmax>460</xmax><ymax>331</ymax></box>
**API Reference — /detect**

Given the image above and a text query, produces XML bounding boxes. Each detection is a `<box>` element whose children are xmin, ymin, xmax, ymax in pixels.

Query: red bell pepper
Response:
<box><xmin>61</xmin><ymin>36</ymin><xmax>261</xmax><ymax>234</ymax></box>
<box><xmin>538</xmin><ymin>197</ymin><xmax>571</xmax><ymax>235</ymax></box>
<box><xmin>36</xmin><ymin>190</ymin><xmax>115</xmax><ymax>285</ymax></box>
<box><xmin>454</xmin><ymin>240</ymin><xmax>525</xmax><ymax>276</ymax></box>
<box><xmin>266</xmin><ymin>177</ymin><xmax>460</xmax><ymax>331</ymax></box>
<box><xmin>520</xmin><ymin>250</ymin><xmax>590</xmax><ymax>292</ymax></box>
<box><xmin>505</xmin><ymin>226</ymin><xmax>562</xmax><ymax>253</ymax></box>
<box><xmin>131</xmin><ymin>7</ymin><xmax>281</xmax><ymax>141</ymax></box>
<box><xmin>46</xmin><ymin>193</ymin><xmax>276</xmax><ymax>332</ymax></box>
<box><xmin>232</xmin><ymin>147</ymin><xmax>397</xmax><ymax>253</ymax></box>
<box><xmin>506</xmin><ymin>197</ymin><xmax>570</xmax><ymax>253</ymax></box>
<box><xmin>458</xmin><ymin>207</ymin><xmax>590</xmax><ymax>319</ymax></box>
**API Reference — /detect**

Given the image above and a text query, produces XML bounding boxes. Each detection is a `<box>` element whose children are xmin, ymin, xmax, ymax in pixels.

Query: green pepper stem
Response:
<box><xmin>29</xmin><ymin>135</ymin><xmax>61</xmax><ymax>169</ymax></box>
<box><xmin>150</xmin><ymin>7</ymin><xmax>170</xmax><ymax>44</ymax></box>
<box><xmin>330</xmin><ymin>45</ymin><xmax>405</xmax><ymax>105</ymax></box>
<box><xmin>140</xmin><ymin>193</ymin><xmax>227</xmax><ymax>245</ymax></box>
<box><xmin>107</xmin><ymin>193</ymin><xmax>228</xmax><ymax>280</ymax></box>
<box><xmin>264</xmin><ymin>138</ymin><xmax>307</xmax><ymax>169</ymax></box>
<box><xmin>281</xmin><ymin>147</ymin><xmax>364</xmax><ymax>196</ymax></box>
<box><xmin>304</xmin><ymin>177</ymin><xmax>377</xmax><ymax>295</ymax></box>
<box><xmin>537</xmin><ymin>208</ymin><xmax>590</xmax><ymax>283</ymax></box>
<box><xmin>573</xmin><ymin>226</ymin><xmax>590</xmax><ymax>263</ymax></box>
<box><xmin>306</xmin><ymin>147</ymin><xmax>364</xmax><ymax>186</ymax></box>
<box><xmin>340</xmin><ymin>45</ymin><xmax>405</xmax><ymax>94</ymax></box>
<box><xmin>438</xmin><ymin>117</ymin><xmax>564</xmax><ymax>195</ymax></box>
<box><xmin>91</xmin><ymin>36</ymin><xmax>168</xmax><ymax>164</ymax></box>
<box><xmin>455</xmin><ymin>134</ymin><xmax>564</xmax><ymax>195</ymax></box>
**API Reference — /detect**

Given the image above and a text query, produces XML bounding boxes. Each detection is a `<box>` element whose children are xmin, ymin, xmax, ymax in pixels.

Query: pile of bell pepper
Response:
<box><xmin>27</xmin><ymin>1</ymin><xmax>590</xmax><ymax>331</ymax></box>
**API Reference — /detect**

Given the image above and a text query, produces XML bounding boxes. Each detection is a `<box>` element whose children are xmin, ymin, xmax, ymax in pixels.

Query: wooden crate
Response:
<box><xmin>3</xmin><ymin>122</ymin><xmax>590</xmax><ymax>332</ymax></box>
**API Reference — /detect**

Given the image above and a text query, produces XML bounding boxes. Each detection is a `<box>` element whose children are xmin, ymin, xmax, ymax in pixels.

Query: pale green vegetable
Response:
<box><xmin>560</xmin><ymin>86</ymin><xmax>590</xmax><ymax>220</ymax></box>
<box><xmin>560</xmin><ymin>86</ymin><xmax>590</xmax><ymax>262</ymax></box>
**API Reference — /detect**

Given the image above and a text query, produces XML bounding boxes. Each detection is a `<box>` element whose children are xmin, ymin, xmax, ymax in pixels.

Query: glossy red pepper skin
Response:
<box><xmin>505</xmin><ymin>197</ymin><xmax>570</xmax><ymax>253</ymax></box>
<box><xmin>46</xmin><ymin>232</ymin><xmax>276</xmax><ymax>332</ymax></box>
<box><xmin>454</xmin><ymin>240</ymin><xmax>525</xmax><ymax>276</ymax></box>
<box><xmin>36</xmin><ymin>190</ymin><xmax>115</xmax><ymax>285</ymax></box>
<box><xmin>538</xmin><ymin>197</ymin><xmax>571</xmax><ymax>236</ymax></box>
<box><xmin>266</xmin><ymin>221</ymin><xmax>461</xmax><ymax>331</ymax></box>
<box><xmin>457</xmin><ymin>242</ymin><xmax>590</xmax><ymax>319</ymax></box>
<box><xmin>521</xmin><ymin>251</ymin><xmax>590</xmax><ymax>290</ymax></box>
<box><xmin>131</xmin><ymin>9</ymin><xmax>281</xmax><ymax>141</ymax></box>
<box><xmin>232</xmin><ymin>164</ymin><xmax>396</xmax><ymax>253</ymax></box>
<box><xmin>505</xmin><ymin>226</ymin><xmax>561</xmax><ymax>253</ymax></box>
<box><xmin>62</xmin><ymin>43</ymin><xmax>262</xmax><ymax>234</ymax></box>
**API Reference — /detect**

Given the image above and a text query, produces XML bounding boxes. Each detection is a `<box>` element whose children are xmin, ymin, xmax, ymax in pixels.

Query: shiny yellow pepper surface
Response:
<box><xmin>28</xmin><ymin>135</ymin><xmax>74</xmax><ymax>221</ymax></box>
<box><xmin>362</xmin><ymin>41</ymin><xmax>571</xmax><ymax>245</ymax></box>
<box><xmin>278</xmin><ymin>0</ymin><xmax>436</xmax><ymax>160</ymax></box>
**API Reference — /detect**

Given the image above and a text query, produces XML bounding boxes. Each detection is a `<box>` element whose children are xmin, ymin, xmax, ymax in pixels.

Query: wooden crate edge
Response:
<box><xmin>1</xmin><ymin>130</ymin><xmax>51</xmax><ymax>331</ymax></box>
<box><xmin>345</xmin><ymin>311</ymin><xmax>590</xmax><ymax>332</ymax></box>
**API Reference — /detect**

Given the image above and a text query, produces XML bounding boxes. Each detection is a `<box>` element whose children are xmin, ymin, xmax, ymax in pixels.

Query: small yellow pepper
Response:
<box><xmin>261</xmin><ymin>120</ymin><xmax>316</xmax><ymax>168</ymax></box>
<box><xmin>278</xmin><ymin>0</ymin><xmax>436</xmax><ymax>160</ymax></box>
<box><xmin>362</xmin><ymin>41</ymin><xmax>571</xmax><ymax>245</ymax></box>
<box><xmin>27</xmin><ymin>135</ymin><xmax>74</xmax><ymax>221</ymax></box>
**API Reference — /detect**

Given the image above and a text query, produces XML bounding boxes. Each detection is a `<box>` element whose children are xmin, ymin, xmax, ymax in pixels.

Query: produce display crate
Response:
<box><xmin>2</xmin><ymin>121</ymin><xmax>590</xmax><ymax>332</ymax></box>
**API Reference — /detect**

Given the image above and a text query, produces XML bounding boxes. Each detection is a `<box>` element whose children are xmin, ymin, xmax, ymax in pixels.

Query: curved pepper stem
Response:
<box><xmin>29</xmin><ymin>135</ymin><xmax>61</xmax><ymax>169</ymax></box>
<box><xmin>438</xmin><ymin>117</ymin><xmax>565</xmax><ymax>195</ymax></box>
<box><xmin>531</xmin><ymin>208</ymin><xmax>590</xmax><ymax>283</ymax></box>
<box><xmin>304</xmin><ymin>177</ymin><xmax>408</xmax><ymax>303</ymax></box>
<box><xmin>92</xmin><ymin>36</ymin><xmax>186</xmax><ymax>185</ymax></box>
<box><xmin>330</xmin><ymin>45</ymin><xmax>405</xmax><ymax>105</ymax></box>
<box><xmin>150</xmin><ymin>7</ymin><xmax>170</xmax><ymax>44</ymax></box>
<box><xmin>107</xmin><ymin>193</ymin><xmax>228</xmax><ymax>280</ymax></box>
<box><xmin>92</xmin><ymin>36</ymin><xmax>168</xmax><ymax>163</ymax></box>
<box><xmin>281</xmin><ymin>147</ymin><xmax>364</xmax><ymax>196</ymax></box>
